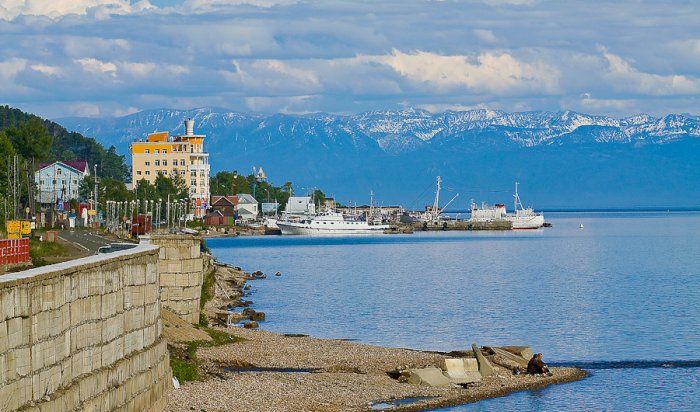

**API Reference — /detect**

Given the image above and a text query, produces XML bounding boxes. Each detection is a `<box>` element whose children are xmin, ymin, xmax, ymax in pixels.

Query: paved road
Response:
<box><xmin>58</xmin><ymin>230</ymin><xmax>112</xmax><ymax>254</ymax></box>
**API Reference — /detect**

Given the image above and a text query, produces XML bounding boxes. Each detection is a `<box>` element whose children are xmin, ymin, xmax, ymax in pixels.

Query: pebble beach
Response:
<box><xmin>164</xmin><ymin>262</ymin><xmax>586</xmax><ymax>411</ymax></box>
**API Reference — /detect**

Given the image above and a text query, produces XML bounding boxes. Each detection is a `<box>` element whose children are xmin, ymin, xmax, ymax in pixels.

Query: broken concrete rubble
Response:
<box><xmin>440</xmin><ymin>358</ymin><xmax>482</xmax><ymax>384</ymax></box>
<box><xmin>487</xmin><ymin>347</ymin><xmax>530</xmax><ymax>368</ymax></box>
<box><xmin>472</xmin><ymin>344</ymin><xmax>495</xmax><ymax>377</ymax></box>
<box><xmin>501</xmin><ymin>346</ymin><xmax>533</xmax><ymax>361</ymax></box>
<box><xmin>406</xmin><ymin>367</ymin><xmax>454</xmax><ymax>387</ymax></box>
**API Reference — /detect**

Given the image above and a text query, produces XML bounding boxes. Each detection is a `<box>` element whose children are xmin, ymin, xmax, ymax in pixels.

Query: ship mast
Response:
<box><xmin>514</xmin><ymin>182</ymin><xmax>524</xmax><ymax>212</ymax></box>
<box><xmin>432</xmin><ymin>176</ymin><xmax>441</xmax><ymax>219</ymax></box>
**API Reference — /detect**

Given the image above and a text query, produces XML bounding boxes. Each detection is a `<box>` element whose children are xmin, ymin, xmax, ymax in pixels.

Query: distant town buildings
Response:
<box><xmin>130</xmin><ymin>119</ymin><xmax>211</xmax><ymax>218</ymax></box>
<box><xmin>35</xmin><ymin>160</ymin><xmax>90</xmax><ymax>205</ymax></box>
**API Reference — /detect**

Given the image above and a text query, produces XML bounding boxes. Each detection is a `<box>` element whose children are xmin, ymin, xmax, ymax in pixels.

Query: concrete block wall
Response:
<box><xmin>0</xmin><ymin>244</ymin><xmax>171</xmax><ymax>412</ymax></box>
<box><xmin>151</xmin><ymin>235</ymin><xmax>203</xmax><ymax>324</ymax></box>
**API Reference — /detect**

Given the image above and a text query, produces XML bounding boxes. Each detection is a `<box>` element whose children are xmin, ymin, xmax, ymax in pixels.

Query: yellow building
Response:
<box><xmin>130</xmin><ymin>119</ymin><xmax>211</xmax><ymax>218</ymax></box>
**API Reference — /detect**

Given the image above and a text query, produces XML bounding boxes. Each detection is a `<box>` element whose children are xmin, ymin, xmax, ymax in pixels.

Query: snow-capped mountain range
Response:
<box><xmin>57</xmin><ymin>108</ymin><xmax>700</xmax><ymax>209</ymax></box>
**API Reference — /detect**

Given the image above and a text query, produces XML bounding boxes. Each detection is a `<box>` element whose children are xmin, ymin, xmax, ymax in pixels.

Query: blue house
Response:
<box><xmin>35</xmin><ymin>161</ymin><xmax>90</xmax><ymax>205</ymax></box>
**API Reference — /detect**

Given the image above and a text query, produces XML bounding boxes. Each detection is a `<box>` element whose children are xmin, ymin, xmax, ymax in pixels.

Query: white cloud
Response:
<box><xmin>112</xmin><ymin>106</ymin><xmax>140</xmax><ymax>117</ymax></box>
<box><xmin>181</xmin><ymin>0</ymin><xmax>297</xmax><ymax>12</ymax></box>
<box><xmin>483</xmin><ymin>0</ymin><xmax>536</xmax><ymax>5</ymax></box>
<box><xmin>68</xmin><ymin>102</ymin><xmax>101</xmax><ymax>117</ymax></box>
<box><xmin>0</xmin><ymin>0</ymin><xmax>154</xmax><ymax>20</ymax></box>
<box><xmin>0</xmin><ymin>58</ymin><xmax>27</xmax><ymax>78</ymax></box>
<box><xmin>166</xmin><ymin>65</ymin><xmax>190</xmax><ymax>76</ymax></box>
<box><xmin>120</xmin><ymin>61</ymin><xmax>156</xmax><ymax>76</ymax></box>
<box><xmin>244</xmin><ymin>94</ymin><xmax>315</xmax><ymax>113</ymax></box>
<box><xmin>30</xmin><ymin>64</ymin><xmax>61</xmax><ymax>75</ymax></box>
<box><xmin>368</xmin><ymin>49</ymin><xmax>560</xmax><ymax>95</ymax></box>
<box><xmin>417</xmin><ymin>103</ymin><xmax>492</xmax><ymax>113</ymax></box>
<box><xmin>1</xmin><ymin>0</ymin><xmax>698</xmax><ymax>118</ymax></box>
<box><xmin>473</xmin><ymin>29</ymin><xmax>498</xmax><ymax>43</ymax></box>
<box><xmin>75</xmin><ymin>57</ymin><xmax>118</xmax><ymax>75</ymax></box>
<box><xmin>250</xmin><ymin>60</ymin><xmax>320</xmax><ymax>87</ymax></box>
<box><xmin>601</xmin><ymin>49</ymin><xmax>700</xmax><ymax>95</ymax></box>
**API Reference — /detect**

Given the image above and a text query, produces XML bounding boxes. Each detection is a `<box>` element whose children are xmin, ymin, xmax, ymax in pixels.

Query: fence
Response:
<box><xmin>0</xmin><ymin>238</ymin><xmax>30</xmax><ymax>266</ymax></box>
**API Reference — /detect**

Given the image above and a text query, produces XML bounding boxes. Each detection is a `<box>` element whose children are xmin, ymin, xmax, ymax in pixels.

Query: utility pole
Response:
<box><xmin>94</xmin><ymin>164</ymin><xmax>98</xmax><ymax>221</ymax></box>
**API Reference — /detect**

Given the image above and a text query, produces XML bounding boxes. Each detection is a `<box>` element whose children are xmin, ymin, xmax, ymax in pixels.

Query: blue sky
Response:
<box><xmin>1</xmin><ymin>0</ymin><xmax>698</xmax><ymax>119</ymax></box>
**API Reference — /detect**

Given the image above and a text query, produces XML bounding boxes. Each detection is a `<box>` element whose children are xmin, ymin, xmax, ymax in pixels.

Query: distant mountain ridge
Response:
<box><xmin>56</xmin><ymin>108</ymin><xmax>700</xmax><ymax>209</ymax></box>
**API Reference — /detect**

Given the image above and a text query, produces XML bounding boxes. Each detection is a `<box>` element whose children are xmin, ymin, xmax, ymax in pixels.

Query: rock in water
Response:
<box><xmin>244</xmin><ymin>321</ymin><xmax>259</xmax><ymax>329</ymax></box>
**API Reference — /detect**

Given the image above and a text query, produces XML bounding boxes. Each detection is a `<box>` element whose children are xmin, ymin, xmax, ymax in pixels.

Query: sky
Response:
<box><xmin>0</xmin><ymin>0</ymin><xmax>699</xmax><ymax>119</ymax></box>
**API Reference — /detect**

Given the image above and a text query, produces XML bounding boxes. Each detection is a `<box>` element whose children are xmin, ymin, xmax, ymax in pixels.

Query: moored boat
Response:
<box><xmin>469</xmin><ymin>183</ymin><xmax>544</xmax><ymax>230</ymax></box>
<box><xmin>277</xmin><ymin>211</ymin><xmax>390</xmax><ymax>235</ymax></box>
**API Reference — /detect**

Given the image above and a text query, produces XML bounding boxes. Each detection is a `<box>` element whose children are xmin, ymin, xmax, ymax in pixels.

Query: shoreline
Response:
<box><xmin>165</xmin><ymin>260</ymin><xmax>587</xmax><ymax>411</ymax></box>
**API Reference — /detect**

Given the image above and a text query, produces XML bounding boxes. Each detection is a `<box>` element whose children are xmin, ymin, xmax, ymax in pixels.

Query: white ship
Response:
<box><xmin>469</xmin><ymin>183</ymin><xmax>545</xmax><ymax>230</ymax></box>
<box><xmin>276</xmin><ymin>210</ymin><xmax>390</xmax><ymax>235</ymax></box>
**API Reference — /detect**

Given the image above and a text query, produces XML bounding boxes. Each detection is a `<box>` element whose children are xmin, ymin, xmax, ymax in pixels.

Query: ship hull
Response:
<box><xmin>277</xmin><ymin>221</ymin><xmax>389</xmax><ymax>235</ymax></box>
<box><xmin>507</xmin><ymin>214</ymin><xmax>545</xmax><ymax>230</ymax></box>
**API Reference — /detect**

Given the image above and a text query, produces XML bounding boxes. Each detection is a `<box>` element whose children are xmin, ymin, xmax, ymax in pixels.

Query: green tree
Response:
<box><xmin>5</xmin><ymin>117</ymin><xmax>52</xmax><ymax>161</ymax></box>
<box><xmin>0</xmin><ymin>131</ymin><xmax>16</xmax><ymax>225</ymax></box>
<box><xmin>154</xmin><ymin>172</ymin><xmax>188</xmax><ymax>200</ymax></box>
<box><xmin>79</xmin><ymin>175</ymin><xmax>95</xmax><ymax>200</ymax></box>
<box><xmin>99</xmin><ymin>177</ymin><xmax>132</xmax><ymax>202</ymax></box>
<box><xmin>313</xmin><ymin>189</ymin><xmax>326</xmax><ymax>209</ymax></box>
<box><xmin>100</xmin><ymin>146</ymin><xmax>130</xmax><ymax>180</ymax></box>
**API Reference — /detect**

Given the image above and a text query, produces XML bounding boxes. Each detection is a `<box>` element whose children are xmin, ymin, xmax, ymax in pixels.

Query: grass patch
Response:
<box><xmin>29</xmin><ymin>238</ymin><xmax>67</xmax><ymax>267</ymax></box>
<box><xmin>200</xmin><ymin>238</ymin><xmax>211</xmax><ymax>254</ymax></box>
<box><xmin>200</xmin><ymin>268</ymin><xmax>216</xmax><ymax>309</ymax></box>
<box><xmin>198</xmin><ymin>267</ymin><xmax>217</xmax><ymax>327</ymax></box>
<box><xmin>170</xmin><ymin>358</ymin><xmax>199</xmax><ymax>382</ymax></box>
<box><xmin>168</xmin><ymin>328</ymin><xmax>244</xmax><ymax>382</ymax></box>
<box><xmin>205</xmin><ymin>328</ymin><xmax>244</xmax><ymax>346</ymax></box>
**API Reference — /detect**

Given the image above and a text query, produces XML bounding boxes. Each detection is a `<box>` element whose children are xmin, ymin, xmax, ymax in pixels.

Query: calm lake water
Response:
<box><xmin>207</xmin><ymin>212</ymin><xmax>700</xmax><ymax>411</ymax></box>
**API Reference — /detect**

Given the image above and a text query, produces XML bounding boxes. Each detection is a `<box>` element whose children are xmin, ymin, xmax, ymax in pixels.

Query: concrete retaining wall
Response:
<box><xmin>151</xmin><ymin>235</ymin><xmax>203</xmax><ymax>324</ymax></box>
<box><xmin>0</xmin><ymin>243</ymin><xmax>171</xmax><ymax>411</ymax></box>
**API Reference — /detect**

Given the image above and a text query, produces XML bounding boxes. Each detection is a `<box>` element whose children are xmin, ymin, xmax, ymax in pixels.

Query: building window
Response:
<box><xmin>180</xmin><ymin>159</ymin><xmax>185</xmax><ymax>166</ymax></box>
<box><xmin>145</xmin><ymin>171</ymin><xmax>151</xmax><ymax>175</ymax></box>
<box><xmin>155</xmin><ymin>160</ymin><xmax>160</xmax><ymax>166</ymax></box>
<box><xmin>145</xmin><ymin>161</ymin><xmax>150</xmax><ymax>166</ymax></box>
<box><xmin>163</xmin><ymin>149</ymin><xmax>168</xmax><ymax>154</ymax></box>
<box><xmin>40</xmin><ymin>179</ymin><xmax>45</xmax><ymax>185</ymax></box>
<box><xmin>145</xmin><ymin>149</ymin><xmax>150</xmax><ymax>154</ymax></box>
<box><xmin>180</xmin><ymin>170</ymin><xmax>185</xmax><ymax>175</ymax></box>
<box><xmin>163</xmin><ymin>160</ymin><xmax>167</xmax><ymax>166</ymax></box>
<box><xmin>137</xmin><ymin>171</ymin><xmax>142</xmax><ymax>175</ymax></box>
<box><xmin>163</xmin><ymin>170</ymin><xmax>168</xmax><ymax>175</ymax></box>
<box><xmin>73</xmin><ymin>180</ymin><xmax>77</xmax><ymax>185</ymax></box>
<box><xmin>155</xmin><ymin>149</ymin><xmax>160</xmax><ymax>154</ymax></box>
<box><xmin>52</xmin><ymin>180</ymin><xmax>56</xmax><ymax>185</ymax></box>
<box><xmin>190</xmin><ymin>171</ymin><xmax>196</xmax><ymax>177</ymax></box>
<box><xmin>191</xmin><ymin>179</ymin><xmax>196</xmax><ymax>186</ymax></box>
<box><xmin>57</xmin><ymin>168</ymin><xmax>62</xmax><ymax>175</ymax></box>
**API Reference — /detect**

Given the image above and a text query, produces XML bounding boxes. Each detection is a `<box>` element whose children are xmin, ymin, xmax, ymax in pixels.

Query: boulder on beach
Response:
<box><xmin>244</xmin><ymin>321</ymin><xmax>259</xmax><ymax>329</ymax></box>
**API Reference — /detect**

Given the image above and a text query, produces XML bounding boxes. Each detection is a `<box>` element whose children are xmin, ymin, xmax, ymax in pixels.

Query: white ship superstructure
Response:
<box><xmin>276</xmin><ymin>211</ymin><xmax>389</xmax><ymax>235</ymax></box>
<box><xmin>469</xmin><ymin>183</ymin><xmax>544</xmax><ymax>230</ymax></box>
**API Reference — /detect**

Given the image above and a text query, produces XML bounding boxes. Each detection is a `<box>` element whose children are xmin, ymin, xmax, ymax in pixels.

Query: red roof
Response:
<box><xmin>211</xmin><ymin>195</ymin><xmax>237</xmax><ymax>206</ymax></box>
<box><xmin>36</xmin><ymin>161</ymin><xmax>89</xmax><ymax>173</ymax></box>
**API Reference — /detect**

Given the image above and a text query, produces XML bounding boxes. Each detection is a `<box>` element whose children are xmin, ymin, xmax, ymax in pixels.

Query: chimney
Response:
<box><xmin>184</xmin><ymin>119</ymin><xmax>194</xmax><ymax>136</ymax></box>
